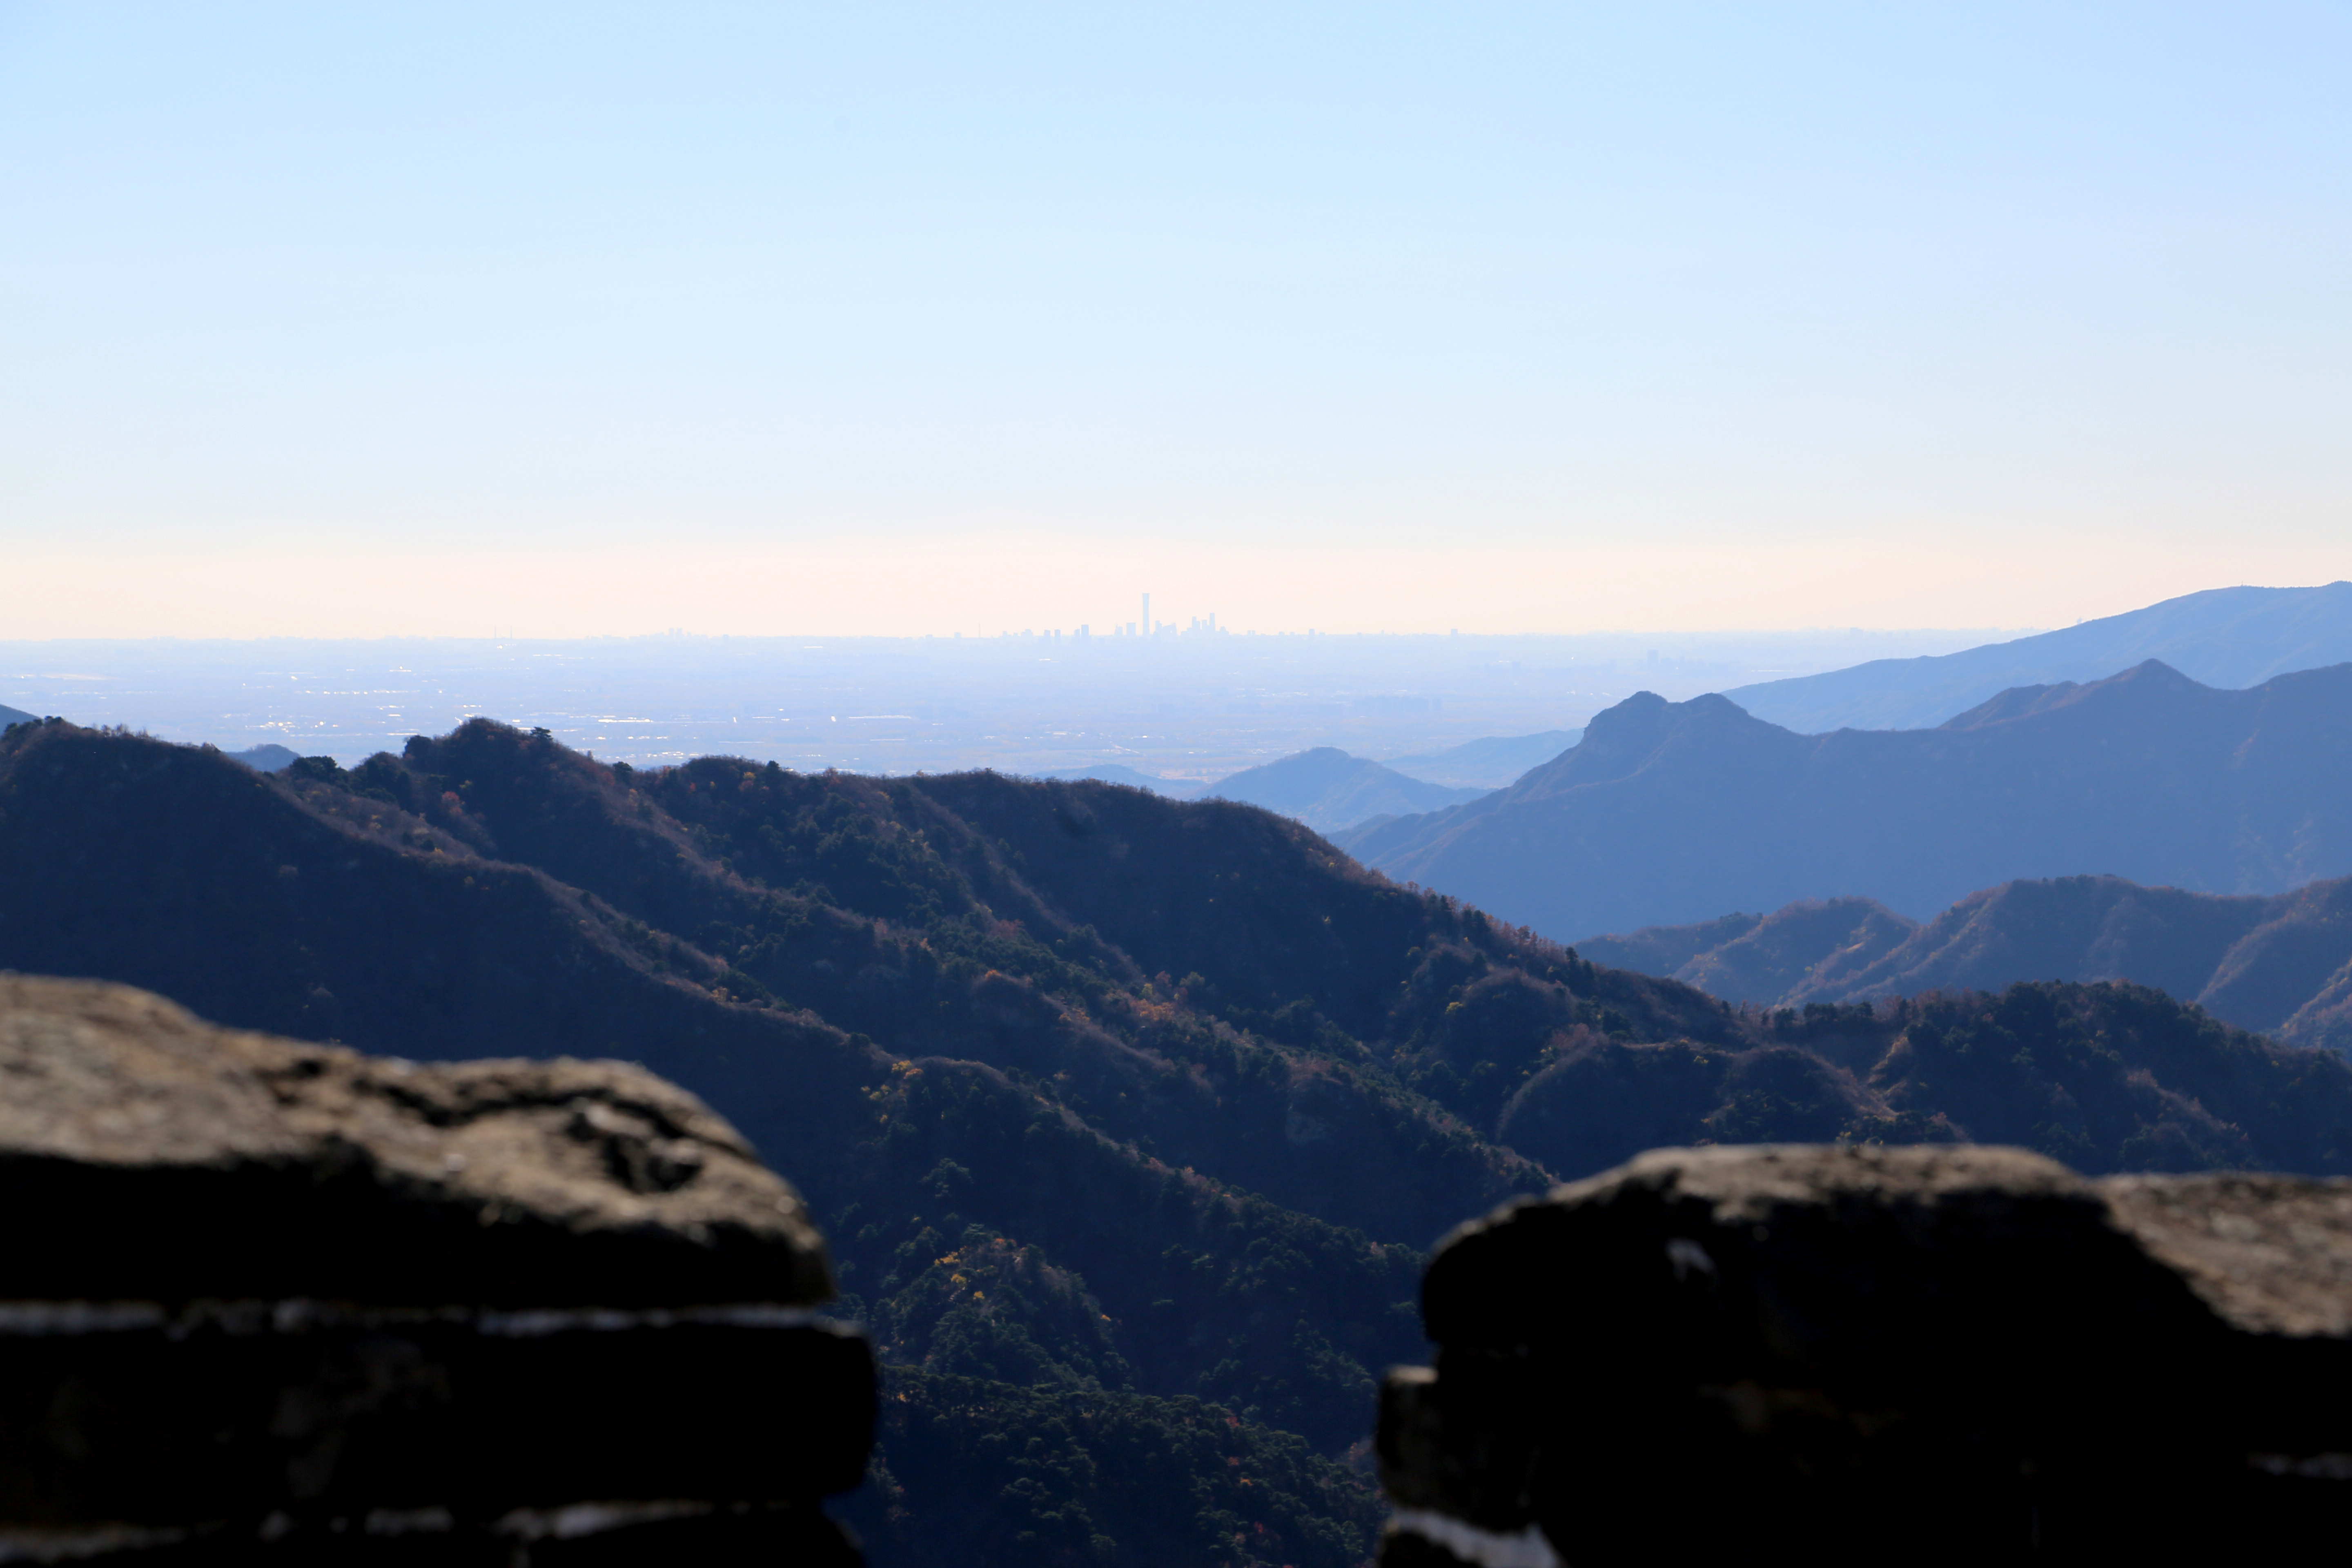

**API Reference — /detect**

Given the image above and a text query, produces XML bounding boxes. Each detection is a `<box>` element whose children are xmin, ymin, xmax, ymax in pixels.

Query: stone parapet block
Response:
<box><xmin>0</xmin><ymin>973</ymin><xmax>834</xmax><ymax>1307</ymax></box>
<box><xmin>0</xmin><ymin>976</ymin><xmax>873</xmax><ymax>1564</ymax></box>
<box><xmin>1379</xmin><ymin>1144</ymin><xmax>2352</xmax><ymax>1562</ymax></box>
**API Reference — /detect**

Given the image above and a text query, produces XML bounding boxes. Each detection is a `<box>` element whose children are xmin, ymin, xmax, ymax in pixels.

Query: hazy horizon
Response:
<box><xmin>0</xmin><ymin>624</ymin><xmax>2014</xmax><ymax>773</ymax></box>
<box><xmin>6</xmin><ymin>3</ymin><xmax>2348</xmax><ymax>638</ymax></box>
<box><xmin>10</xmin><ymin>581</ymin><xmax>2347</xmax><ymax>777</ymax></box>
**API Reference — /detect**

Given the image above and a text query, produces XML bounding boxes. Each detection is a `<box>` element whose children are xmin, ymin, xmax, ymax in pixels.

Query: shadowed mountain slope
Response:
<box><xmin>1493</xmin><ymin>982</ymin><xmax>2352</xmax><ymax>1183</ymax></box>
<box><xmin>1341</xmin><ymin>660</ymin><xmax>2352</xmax><ymax>943</ymax></box>
<box><xmin>0</xmin><ymin>721</ymin><xmax>1724</xmax><ymax>1508</ymax></box>
<box><xmin>1726</xmin><ymin>581</ymin><xmax>2352</xmax><ymax>732</ymax></box>
<box><xmin>17</xmin><ymin>718</ymin><xmax>2352</xmax><ymax>1562</ymax></box>
<box><xmin>1207</xmin><ymin>746</ymin><xmax>1488</xmax><ymax>833</ymax></box>
<box><xmin>1584</xmin><ymin>872</ymin><xmax>2352</xmax><ymax>1054</ymax></box>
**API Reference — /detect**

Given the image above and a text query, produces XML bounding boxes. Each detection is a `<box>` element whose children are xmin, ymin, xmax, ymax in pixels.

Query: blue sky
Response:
<box><xmin>3</xmin><ymin>2</ymin><xmax>2347</xmax><ymax>635</ymax></box>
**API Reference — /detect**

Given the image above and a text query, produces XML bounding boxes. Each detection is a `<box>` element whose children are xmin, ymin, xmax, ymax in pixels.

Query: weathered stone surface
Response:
<box><xmin>0</xmin><ymin>973</ymin><xmax>833</xmax><ymax>1305</ymax></box>
<box><xmin>2103</xmin><ymin>1170</ymin><xmax>2352</xmax><ymax>1337</ymax></box>
<box><xmin>0</xmin><ymin>975</ymin><xmax>872</xmax><ymax>1562</ymax></box>
<box><xmin>1381</xmin><ymin>1144</ymin><xmax>2352</xmax><ymax>1563</ymax></box>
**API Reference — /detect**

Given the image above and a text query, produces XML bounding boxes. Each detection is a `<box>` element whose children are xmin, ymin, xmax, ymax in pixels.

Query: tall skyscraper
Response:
<box><xmin>1142</xmin><ymin>592</ymin><xmax>1151</xmax><ymax>635</ymax></box>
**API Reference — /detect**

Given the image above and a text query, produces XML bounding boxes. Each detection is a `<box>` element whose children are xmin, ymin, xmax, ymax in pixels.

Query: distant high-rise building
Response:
<box><xmin>1142</xmin><ymin>592</ymin><xmax>1151</xmax><ymax>635</ymax></box>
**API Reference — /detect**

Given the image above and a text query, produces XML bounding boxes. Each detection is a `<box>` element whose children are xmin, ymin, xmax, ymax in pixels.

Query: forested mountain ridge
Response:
<box><xmin>1579</xmin><ymin>872</ymin><xmax>2352</xmax><ymax>1052</ymax></box>
<box><xmin>1494</xmin><ymin>981</ymin><xmax>2352</xmax><ymax>1183</ymax></box>
<box><xmin>0</xmin><ymin>717</ymin><xmax>1733</xmax><ymax>1566</ymax></box>
<box><xmin>1341</xmin><ymin>659</ymin><xmax>2352</xmax><ymax>942</ymax></box>
<box><xmin>13</xmin><ymin>717</ymin><xmax>2352</xmax><ymax>1564</ymax></box>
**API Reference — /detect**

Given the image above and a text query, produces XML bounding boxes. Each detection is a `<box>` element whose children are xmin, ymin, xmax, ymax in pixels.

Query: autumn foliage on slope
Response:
<box><xmin>7</xmin><ymin>716</ymin><xmax>2352</xmax><ymax>1566</ymax></box>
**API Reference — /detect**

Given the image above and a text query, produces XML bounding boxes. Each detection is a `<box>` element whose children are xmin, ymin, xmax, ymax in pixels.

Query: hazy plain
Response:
<box><xmin>4</xmin><ymin>625</ymin><xmax>2014</xmax><ymax>780</ymax></box>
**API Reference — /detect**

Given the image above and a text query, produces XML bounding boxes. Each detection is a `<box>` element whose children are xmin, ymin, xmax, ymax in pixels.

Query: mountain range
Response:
<box><xmin>0</xmin><ymin>716</ymin><xmax>1716</xmax><ymax>1565</ymax></box>
<box><xmin>1340</xmin><ymin>659</ymin><xmax>2352</xmax><ymax>944</ymax></box>
<box><xmin>1726</xmin><ymin>581</ymin><xmax>2352</xmax><ymax>732</ymax></box>
<box><xmin>1578</xmin><ymin>871</ymin><xmax>2352</xmax><ymax>1054</ymax></box>
<box><xmin>9</xmin><ymin>715</ymin><xmax>2352</xmax><ymax>1561</ymax></box>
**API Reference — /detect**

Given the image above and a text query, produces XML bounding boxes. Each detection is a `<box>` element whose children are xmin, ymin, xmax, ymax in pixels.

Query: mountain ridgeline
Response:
<box><xmin>1579</xmin><ymin>871</ymin><xmax>2352</xmax><ymax>1053</ymax></box>
<box><xmin>0</xmin><ymin>717</ymin><xmax>1705</xmax><ymax>1566</ymax></box>
<box><xmin>1341</xmin><ymin>659</ymin><xmax>2352</xmax><ymax>943</ymax></box>
<box><xmin>9</xmin><ymin>717</ymin><xmax>2352</xmax><ymax>1564</ymax></box>
<box><xmin>1725</xmin><ymin>579</ymin><xmax>2352</xmax><ymax>732</ymax></box>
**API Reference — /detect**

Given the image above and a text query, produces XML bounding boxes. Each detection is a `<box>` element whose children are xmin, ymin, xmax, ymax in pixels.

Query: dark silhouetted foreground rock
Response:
<box><xmin>1377</xmin><ymin>1144</ymin><xmax>2352</xmax><ymax>1564</ymax></box>
<box><xmin>0</xmin><ymin>975</ymin><xmax>873</xmax><ymax>1564</ymax></box>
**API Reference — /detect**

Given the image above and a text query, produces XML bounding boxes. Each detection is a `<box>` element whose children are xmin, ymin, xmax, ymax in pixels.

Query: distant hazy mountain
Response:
<box><xmin>1033</xmin><ymin>763</ymin><xmax>1207</xmax><ymax>797</ymax></box>
<box><xmin>1209</xmin><ymin>747</ymin><xmax>1488</xmax><ymax>833</ymax></box>
<box><xmin>223</xmin><ymin>743</ymin><xmax>301</xmax><ymax>773</ymax></box>
<box><xmin>1381</xmin><ymin>729</ymin><xmax>1582</xmax><ymax>789</ymax></box>
<box><xmin>1338</xmin><ymin>659</ymin><xmax>2352</xmax><ymax>941</ymax></box>
<box><xmin>1726</xmin><ymin>582</ymin><xmax>2352</xmax><ymax>732</ymax></box>
<box><xmin>0</xmin><ymin>704</ymin><xmax>40</xmax><ymax>728</ymax></box>
<box><xmin>1578</xmin><ymin>872</ymin><xmax>2352</xmax><ymax>1054</ymax></box>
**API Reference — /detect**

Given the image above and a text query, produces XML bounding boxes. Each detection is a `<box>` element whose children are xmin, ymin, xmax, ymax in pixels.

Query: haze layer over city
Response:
<box><xmin>3</xmin><ymin>621</ymin><xmax>2014</xmax><ymax>777</ymax></box>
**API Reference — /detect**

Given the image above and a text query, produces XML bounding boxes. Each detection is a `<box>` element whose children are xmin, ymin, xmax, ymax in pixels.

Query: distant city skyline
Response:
<box><xmin>4</xmin><ymin>3</ymin><xmax>2348</xmax><ymax>637</ymax></box>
